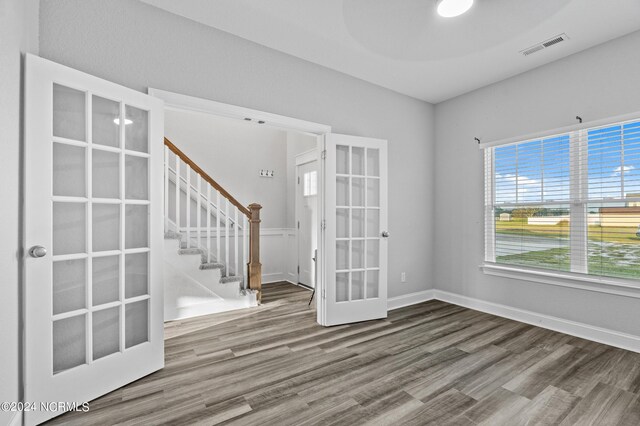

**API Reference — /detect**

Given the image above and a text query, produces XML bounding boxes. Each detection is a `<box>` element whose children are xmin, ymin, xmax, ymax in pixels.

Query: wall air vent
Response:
<box><xmin>520</xmin><ymin>33</ymin><xmax>569</xmax><ymax>57</ymax></box>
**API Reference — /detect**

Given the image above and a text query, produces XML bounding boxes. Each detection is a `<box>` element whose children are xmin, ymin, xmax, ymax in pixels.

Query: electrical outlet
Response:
<box><xmin>401</xmin><ymin>272</ymin><xmax>406</xmax><ymax>283</ymax></box>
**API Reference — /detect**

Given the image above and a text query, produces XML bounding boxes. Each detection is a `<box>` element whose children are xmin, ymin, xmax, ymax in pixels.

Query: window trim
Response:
<box><xmin>481</xmin><ymin>262</ymin><xmax>640</xmax><ymax>299</ymax></box>
<box><xmin>483</xmin><ymin>111</ymin><xmax>640</xmax><ymax>283</ymax></box>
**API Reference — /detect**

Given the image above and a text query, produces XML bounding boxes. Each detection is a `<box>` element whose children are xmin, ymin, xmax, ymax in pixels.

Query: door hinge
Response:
<box><xmin>298</xmin><ymin>176</ymin><xmax>300</xmax><ymax>184</ymax></box>
<box><xmin>322</xmin><ymin>289</ymin><xmax>326</xmax><ymax>299</ymax></box>
<box><xmin>297</xmin><ymin>265</ymin><xmax>300</xmax><ymax>274</ymax></box>
<box><xmin>321</xmin><ymin>219</ymin><xmax>326</xmax><ymax>230</ymax></box>
<box><xmin>321</xmin><ymin>150</ymin><xmax>327</xmax><ymax>160</ymax></box>
<box><xmin>297</xmin><ymin>221</ymin><xmax>300</xmax><ymax>229</ymax></box>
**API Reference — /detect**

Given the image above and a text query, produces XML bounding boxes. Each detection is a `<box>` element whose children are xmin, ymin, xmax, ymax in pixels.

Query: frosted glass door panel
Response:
<box><xmin>352</xmin><ymin>147</ymin><xmax>365</xmax><ymax>175</ymax></box>
<box><xmin>92</xmin><ymin>256</ymin><xmax>120</xmax><ymax>306</ymax></box>
<box><xmin>352</xmin><ymin>209</ymin><xmax>365</xmax><ymax>238</ymax></box>
<box><xmin>53</xmin><ymin>84</ymin><xmax>86</xmax><ymax>141</ymax></box>
<box><xmin>125</xmin><ymin>106</ymin><xmax>149</xmax><ymax>153</ymax></box>
<box><xmin>336</xmin><ymin>273</ymin><xmax>349</xmax><ymax>302</ymax></box>
<box><xmin>93</xmin><ymin>307</ymin><xmax>120</xmax><ymax>360</ymax></box>
<box><xmin>93</xmin><ymin>204</ymin><xmax>120</xmax><ymax>252</ymax></box>
<box><xmin>336</xmin><ymin>145</ymin><xmax>349</xmax><ymax>174</ymax></box>
<box><xmin>53</xmin><ymin>315</ymin><xmax>86</xmax><ymax>374</ymax></box>
<box><xmin>92</xmin><ymin>95</ymin><xmax>120</xmax><ymax>147</ymax></box>
<box><xmin>337</xmin><ymin>208</ymin><xmax>349</xmax><ymax>238</ymax></box>
<box><xmin>367</xmin><ymin>148</ymin><xmax>380</xmax><ymax>177</ymax></box>
<box><xmin>125</xmin><ymin>252</ymin><xmax>148</xmax><ymax>298</ymax></box>
<box><xmin>336</xmin><ymin>177</ymin><xmax>349</xmax><ymax>206</ymax></box>
<box><xmin>92</xmin><ymin>150</ymin><xmax>120</xmax><ymax>199</ymax></box>
<box><xmin>53</xmin><ymin>143</ymin><xmax>86</xmax><ymax>197</ymax></box>
<box><xmin>367</xmin><ymin>271</ymin><xmax>379</xmax><ymax>299</ymax></box>
<box><xmin>125</xmin><ymin>205</ymin><xmax>148</xmax><ymax>249</ymax></box>
<box><xmin>125</xmin><ymin>300</ymin><xmax>149</xmax><ymax>348</ymax></box>
<box><xmin>352</xmin><ymin>272</ymin><xmax>364</xmax><ymax>301</ymax></box>
<box><xmin>53</xmin><ymin>259</ymin><xmax>86</xmax><ymax>315</ymax></box>
<box><xmin>367</xmin><ymin>210</ymin><xmax>380</xmax><ymax>238</ymax></box>
<box><xmin>53</xmin><ymin>202</ymin><xmax>86</xmax><ymax>255</ymax></box>
<box><xmin>125</xmin><ymin>155</ymin><xmax>149</xmax><ymax>200</ymax></box>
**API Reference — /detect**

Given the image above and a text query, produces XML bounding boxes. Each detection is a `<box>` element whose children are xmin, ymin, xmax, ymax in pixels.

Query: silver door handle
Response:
<box><xmin>29</xmin><ymin>245</ymin><xmax>47</xmax><ymax>258</ymax></box>
<box><xmin>381</xmin><ymin>231</ymin><xmax>389</xmax><ymax>238</ymax></box>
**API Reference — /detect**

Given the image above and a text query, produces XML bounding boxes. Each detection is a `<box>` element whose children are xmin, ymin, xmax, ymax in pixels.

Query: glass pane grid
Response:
<box><xmin>51</xmin><ymin>86</ymin><xmax>152</xmax><ymax>374</ymax></box>
<box><xmin>335</xmin><ymin>144</ymin><xmax>381</xmax><ymax>302</ymax></box>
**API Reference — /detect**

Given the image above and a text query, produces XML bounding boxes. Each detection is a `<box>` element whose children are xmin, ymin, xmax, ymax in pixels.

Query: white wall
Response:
<box><xmin>165</xmin><ymin>109</ymin><xmax>315</xmax><ymax>282</ymax></box>
<box><xmin>0</xmin><ymin>0</ymin><xmax>38</xmax><ymax>423</ymax></box>
<box><xmin>39</xmin><ymin>0</ymin><xmax>436</xmax><ymax>298</ymax></box>
<box><xmin>435</xmin><ymin>30</ymin><xmax>640</xmax><ymax>336</ymax></box>
<box><xmin>165</xmin><ymin>109</ymin><xmax>289</xmax><ymax>229</ymax></box>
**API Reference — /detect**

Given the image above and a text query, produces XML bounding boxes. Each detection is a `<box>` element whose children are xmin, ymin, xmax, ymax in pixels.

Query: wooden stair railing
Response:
<box><xmin>164</xmin><ymin>137</ymin><xmax>262</xmax><ymax>302</ymax></box>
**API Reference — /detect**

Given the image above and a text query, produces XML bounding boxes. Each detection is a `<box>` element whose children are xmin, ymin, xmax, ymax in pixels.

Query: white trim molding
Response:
<box><xmin>148</xmin><ymin>88</ymin><xmax>331</xmax><ymax>135</ymax></box>
<box><xmin>433</xmin><ymin>290</ymin><xmax>640</xmax><ymax>354</ymax></box>
<box><xmin>481</xmin><ymin>263</ymin><xmax>640</xmax><ymax>299</ymax></box>
<box><xmin>387</xmin><ymin>288</ymin><xmax>640</xmax><ymax>353</ymax></box>
<box><xmin>388</xmin><ymin>290</ymin><xmax>436</xmax><ymax>311</ymax></box>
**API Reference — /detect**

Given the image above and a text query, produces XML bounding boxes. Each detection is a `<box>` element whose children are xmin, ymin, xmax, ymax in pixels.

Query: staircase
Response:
<box><xmin>163</xmin><ymin>137</ymin><xmax>262</xmax><ymax>321</ymax></box>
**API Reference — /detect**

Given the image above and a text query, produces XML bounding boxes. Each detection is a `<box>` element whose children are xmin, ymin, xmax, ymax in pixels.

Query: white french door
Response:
<box><xmin>24</xmin><ymin>55</ymin><xmax>164</xmax><ymax>425</ymax></box>
<box><xmin>321</xmin><ymin>134</ymin><xmax>388</xmax><ymax>326</ymax></box>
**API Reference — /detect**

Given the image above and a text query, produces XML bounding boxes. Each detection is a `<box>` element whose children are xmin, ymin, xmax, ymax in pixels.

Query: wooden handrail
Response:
<box><xmin>164</xmin><ymin>137</ymin><xmax>251</xmax><ymax>218</ymax></box>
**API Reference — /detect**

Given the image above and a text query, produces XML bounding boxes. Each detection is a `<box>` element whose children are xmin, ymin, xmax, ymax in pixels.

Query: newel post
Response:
<box><xmin>247</xmin><ymin>203</ymin><xmax>262</xmax><ymax>303</ymax></box>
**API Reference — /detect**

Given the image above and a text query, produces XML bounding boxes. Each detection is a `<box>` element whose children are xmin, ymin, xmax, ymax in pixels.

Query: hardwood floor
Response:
<box><xmin>49</xmin><ymin>282</ymin><xmax>640</xmax><ymax>425</ymax></box>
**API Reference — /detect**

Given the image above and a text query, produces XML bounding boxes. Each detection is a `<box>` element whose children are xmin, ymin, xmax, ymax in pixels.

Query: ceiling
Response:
<box><xmin>141</xmin><ymin>0</ymin><xmax>640</xmax><ymax>103</ymax></box>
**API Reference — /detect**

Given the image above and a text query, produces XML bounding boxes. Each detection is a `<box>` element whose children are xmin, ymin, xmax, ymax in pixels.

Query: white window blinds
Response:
<box><xmin>484</xmin><ymin>119</ymin><xmax>640</xmax><ymax>280</ymax></box>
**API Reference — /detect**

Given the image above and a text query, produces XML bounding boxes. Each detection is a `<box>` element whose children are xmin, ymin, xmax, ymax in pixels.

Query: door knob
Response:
<box><xmin>381</xmin><ymin>231</ymin><xmax>389</xmax><ymax>238</ymax></box>
<box><xmin>29</xmin><ymin>245</ymin><xmax>47</xmax><ymax>258</ymax></box>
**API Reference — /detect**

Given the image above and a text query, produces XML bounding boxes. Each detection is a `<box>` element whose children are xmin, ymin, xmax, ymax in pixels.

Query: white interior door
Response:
<box><xmin>24</xmin><ymin>54</ymin><xmax>164</xmax><ymax>425</ymax></box>
<box><xmin>321</xmin><ymin>134</ymin><xmax>388</xmax><ymax>326</ymax></box>
<box><xmin>296</xmin><ymin>159</ymin><xmax>318</xmax><ymax>287</ymax></box>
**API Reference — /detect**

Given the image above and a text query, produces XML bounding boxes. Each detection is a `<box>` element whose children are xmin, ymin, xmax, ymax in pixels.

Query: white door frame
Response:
<box><xmin>295</xmin><ymin>150</ymin><xmax>319</xmax><ymax>287</ymax></box>
<box><xmin>148</xmin><ymin>89</ymin><xmax>330</xmax><ymax>323</ymax></box>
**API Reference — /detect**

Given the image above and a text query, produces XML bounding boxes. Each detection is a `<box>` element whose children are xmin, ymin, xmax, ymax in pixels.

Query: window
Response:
<box><xmin>303</xmin><ymin>171</ymin><xmax>317</xmax><ymax>196</ymax></box>
<box><xmin>484</xmin><ymin>119</ymin><xmax>640</xmax><ymax>280</ymax></box>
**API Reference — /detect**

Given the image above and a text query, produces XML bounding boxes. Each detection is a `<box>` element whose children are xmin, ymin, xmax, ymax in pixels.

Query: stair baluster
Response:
<box><xmin>164</xmin><ymin>137</ymin><xmax>261</xmax><ymax>302</ymax></box>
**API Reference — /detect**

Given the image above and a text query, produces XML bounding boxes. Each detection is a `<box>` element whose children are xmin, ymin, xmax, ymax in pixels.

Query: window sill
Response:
<box><xmin>480</xmin><ymin>263</ymin><xmax>640</xmax><ymax>299</ymax></box>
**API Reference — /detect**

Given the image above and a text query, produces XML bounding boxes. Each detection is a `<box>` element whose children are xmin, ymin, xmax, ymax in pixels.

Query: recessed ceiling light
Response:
<box><xmin>437</xmin><ymin>0</ymin><xmax>474</xmax><ymax>17</ymax></box>
<box><xmin>113</xmin><ymin>118</ymin><xmax>133</xmax><ymax>125</ymax></box>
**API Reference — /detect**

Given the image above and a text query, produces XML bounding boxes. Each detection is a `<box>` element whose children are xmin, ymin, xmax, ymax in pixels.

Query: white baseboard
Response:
<box><xmin>433</xmin><ymin>290</ymin><xmax>640</xmax><ymax>354</ymax></box>
<box><xmin>386</xmin><ymin>288</ymin><xmax>640</xmax><ymax>353</ymax></box>
<box><xmin>388</xmin><ymin>289</ymin><xmax>436</xmax><ymax>311</ymax></box>
<box><xmin>9</xmin><ymin>412</ymin><xmax>22</xmax><ymax>426</ymax></box>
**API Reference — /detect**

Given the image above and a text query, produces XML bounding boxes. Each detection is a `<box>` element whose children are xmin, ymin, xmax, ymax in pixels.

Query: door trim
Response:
<box><xmin>295</xmin><ymin>158</ymin><xmax>319</xmax><ymax>288</ymax></box>
<box><xmin>147</xmin><ymin>88</ymin><xmax>331</xmax><ymax>324</ymax></box>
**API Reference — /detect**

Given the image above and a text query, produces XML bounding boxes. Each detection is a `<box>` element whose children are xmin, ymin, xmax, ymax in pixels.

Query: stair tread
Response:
<box><xmin>200</xmin><ymin>263</ymin><xmax>224</xmax><ymax>270</ymax></box>
<box><xmin>178</xmin><ymin>248</ymin><xmax>204</xmax><ymax>255</ymax></box>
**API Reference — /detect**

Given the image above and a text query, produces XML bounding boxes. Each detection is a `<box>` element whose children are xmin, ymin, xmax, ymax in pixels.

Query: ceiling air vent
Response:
<box><xmin>520</xmin><ymin>33</ymin><xmax>569</xmax><ymax>57</ymax></box>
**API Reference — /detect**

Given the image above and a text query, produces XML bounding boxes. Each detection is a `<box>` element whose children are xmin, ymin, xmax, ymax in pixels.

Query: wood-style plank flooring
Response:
<box><xmin>49</xmin><ymin>282</ymin><xmax>640</xmax><ymax>425</ymax></box>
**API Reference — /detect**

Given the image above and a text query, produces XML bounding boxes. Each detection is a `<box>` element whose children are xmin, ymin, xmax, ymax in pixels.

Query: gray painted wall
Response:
<box><xmin>39</xmin><ymin>0</ymin><xmax>437</xmax><ymax>299</ymax></box>
<box><xmin>434</xmin><ymin>30</ymin><xmax>640</xmax><ymax>336</ymax></box>
<box><xmin>165</xmin><ymin>109</ymin><xmax>290</xmax><ymax>229</ymax></box>
<box><xmin>0</xmin><ymin>0</ymin><xmax>38</xmax><ymax>423</ymax></box>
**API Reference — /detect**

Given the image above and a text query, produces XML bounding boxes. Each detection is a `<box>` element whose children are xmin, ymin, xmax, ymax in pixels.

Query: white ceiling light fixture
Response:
<box><xmin>437</xmin><ymin>0</ymin><xmax>474</xmax><ymax>17</ymax></box>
